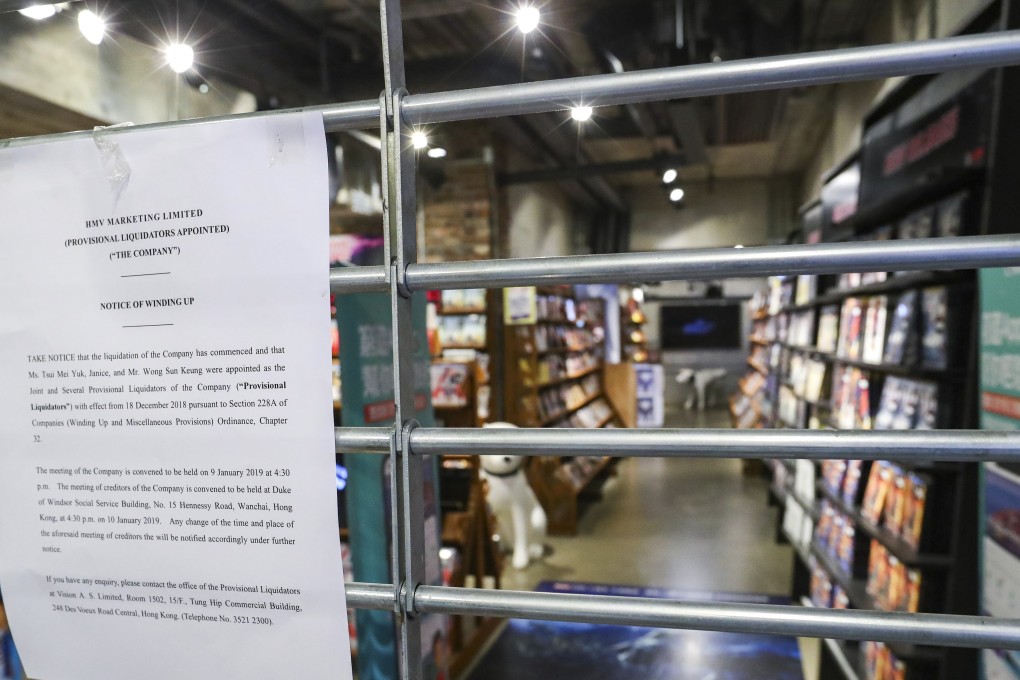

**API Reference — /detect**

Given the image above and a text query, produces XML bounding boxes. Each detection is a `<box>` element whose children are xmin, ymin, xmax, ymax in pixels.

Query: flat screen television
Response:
<box><xmin>660</xmin><ymin>302</ymin><xmax>742</xmax><ymax>350</ymax></box>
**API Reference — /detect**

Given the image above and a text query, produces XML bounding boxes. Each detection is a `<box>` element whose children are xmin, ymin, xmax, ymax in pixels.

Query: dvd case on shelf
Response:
<box><xmin>882</xmin><ymin>291</ymin><xmax>918</xmax><ymax>366</ymax></box>
<box><xmin>936</xmin><ymin>191</ymin><xmax>968</xmax><ymax>237</ymax></box>
<box><xmin>897</xmin><ymin>206</ymin><xmax>935</xmax><ymax>240</ymax></box>
<box><xmin>921</xmin><ymin>286</ymin><xmax>949</xmax><ymax>370</ymax></box>
<box><xmin>861</xmin><ymin>296</ymin><xmax>889</xmax><ymax>364</ymax></box>
<box><xmin>804</xmin><ymin>360</ymin><xmax>828</xmax><ymax>403</ymax></box>
<box><xmin>874</xmin><ymin>377</ymin><xmax>939</xmax><ymax>430</ymax></box>
<box><xmin>836</xmin><ymin>298</ymin><xmax>864</xmax><ymax>360</ymax></box>
<box><xmin>817</xmin><ymin>305</ymin><xmax>840</xmax><ymax>353</ymax></box>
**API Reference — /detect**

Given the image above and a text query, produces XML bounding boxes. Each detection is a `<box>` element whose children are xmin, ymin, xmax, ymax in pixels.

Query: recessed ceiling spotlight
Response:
<box><xmin>669</xmin><ymin>188</ymin><xmax>685</xmax><ymax>202</ymax></box>
<box><xmin>515</xmin><ymin>5</ymin><xmax>540</xmax><ymax>34</ymax></box>
<box><xmin>78</xmin><ymin>8</ymin><xmax>105</xmax><ymax>45</ymax></box>
<box><xmin>662</xmin><ymin>168</ymin><xmax>678</xmax><ymax>184</ymax></box>
<box><xmin>165</xmin><ymin>43</ymin><xmax>195</xmax><ymax>73</ymax></box>
<box><xmin>571</xmin><ymin>106</ymin><xmax>593</xmax><ymax>122</ymax></box>
<box><xmin>18</xmin><ymin>4</ymin><xmax>56</xmax><ymax>19</ymax></box>
<box><xmin>427</xmin><ymin>147</ymin><xmax>447</xmax><ymax>159</ymax></box>
<box><xmin>411</xmin><ymin>131</ymin><xmax>429</xmax><ymax>150</ymax></box>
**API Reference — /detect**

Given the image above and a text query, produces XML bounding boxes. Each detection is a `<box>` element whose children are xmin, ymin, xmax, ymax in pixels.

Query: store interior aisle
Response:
<box><xmin>502</xmin><ymin>408</ymin><xmax>794</xmax><ymax>595</ymax></box>
<box><xmin>478</xmin><ymin>407</ymin><xmax>821</xmax><ymax>680</ymax></box>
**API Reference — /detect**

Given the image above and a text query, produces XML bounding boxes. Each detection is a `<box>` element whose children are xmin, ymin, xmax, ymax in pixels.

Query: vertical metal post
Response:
<box><xmin>379</xmin><ymin>0</ymin><xmax>424</xmax><ymax>679</ymax></box>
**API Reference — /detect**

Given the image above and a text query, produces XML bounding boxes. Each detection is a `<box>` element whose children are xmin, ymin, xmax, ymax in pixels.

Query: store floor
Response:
<box><xmin>482</xmin><ymin>406</ymin><xmax>821</xmax><ymax>680</ymax></box>
<box><xmin>501</xmin><ymin>407</ymin><xmax>793</xmax><ymax>594</ymax></box>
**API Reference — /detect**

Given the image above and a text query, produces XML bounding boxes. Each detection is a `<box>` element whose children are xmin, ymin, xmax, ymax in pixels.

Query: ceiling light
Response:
<box><xmin>411</xmin><ymin>131</ymin><xmax>429</xmax><ymax>150</ymax></box>
<box><xmin>77</xmin><ymin>9</ymin><xmax>105</xmax><ymax>45</ymax></box>
<box><xmin>571</xmin><ymin>106</ymin><xmax>593</xmax><ymax>122</ymax></box>
<box><xmin>427</xmin><ymin>147</ymin><xmax>447</xmax><ymax>159</ymax></box>
<box><xmin>734</xmin><ymin>244</ymin><xmax>744</xmax><ymax>249</ymax></box>
<box><xmin>165</xmin><ymin>43</ymin><xmax>195</xmax><ymax>74</ymax></box>
<box><xmin>18</xmin><ymin>4</ymin><xmax>56</xmax><ymax>19</ymax></box>
<box><xmin>515</xmin><ymin>5</ymin><xmax>540</xmax><ymax>34</ymax></box>
<box><xmin>669</xmin><ymin>188</ymin><xmax>685</xmax><ymax>202</ymax></box>
<box><xmin>662</xmin><ymin>168</ymin><xmax>677</xmax><ymax>184</ymax></box>
<box><xmin>198</xmin><ymin>83</ymin><xmax>210</xmax><ymax>94</ymax></box>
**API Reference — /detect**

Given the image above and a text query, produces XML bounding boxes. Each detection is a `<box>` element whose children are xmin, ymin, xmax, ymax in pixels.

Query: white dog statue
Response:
<box><xmin>478</xmin><ymin>422</ymin><xmax>547</xmax><ymax>569</ymax></box>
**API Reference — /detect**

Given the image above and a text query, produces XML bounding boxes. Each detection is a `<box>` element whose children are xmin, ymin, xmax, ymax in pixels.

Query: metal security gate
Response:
<box><xmin>6</xmin><ymin>0</ymin><xmax>1020</xmax><ymax>676</ymax></box>
<box><xmin>329</xmin><ymin>5</ymin><xmax>1020</xmax><ymax>677</ymax></box>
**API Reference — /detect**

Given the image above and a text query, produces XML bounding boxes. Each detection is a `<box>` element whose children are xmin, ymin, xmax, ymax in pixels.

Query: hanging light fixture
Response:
<box><xmin>571</xmin><ymin>106</ymin><xmax>593</xmax><ymax>122</ymax></box>
<box><xmin>18</xmin><ymin>4</ymin><xmax>57</xmax><ymax>19</ymax></box>
<box><xmin>515</xmin><ymin>5</ymin><xmax>540</xmax><ymax>34</ymax></box>
<box><xmin>165</xmin><ymin>43</ymin><xmax>195</xmax><ymax>73</ymax></box>
<box><xmin>78</xmin><ymin>8</ymin><xmax>106</xmax><ymax>45</ymax></box>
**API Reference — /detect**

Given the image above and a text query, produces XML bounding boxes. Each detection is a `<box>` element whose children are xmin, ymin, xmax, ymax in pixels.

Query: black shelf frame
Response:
<box><xmin>776</xmin><ymin>342</ymin><xmax>965</xmax><ymax>382</ymax></box>
<box><xmin>815</xmin><ymin>483</ymin><xmax>952</xmax><ymax>568</ymax></box>
<box><xmin>753</xmin><ymin>7</ymin><xmax>1020</xmax><ymax>677</ymax></box>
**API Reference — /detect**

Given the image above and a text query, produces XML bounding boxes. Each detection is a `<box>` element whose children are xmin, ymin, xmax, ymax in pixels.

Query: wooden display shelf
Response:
<box><xmin>439</xmin><ymin>306</ymin><xmax>487</xmax><ymax>316</ymax></box>
<box><xmin>506</xmin><ymin>296</ymin><xmax>624</xmax><ymax>536</ymax></box>
<box><xmin>729</xmin><ymin>400</ymin><xmax>762</xmax><ymax>429</ymax></box>
<box><xmin>537</xmin><ymin>345</ymin><xmax>592</xmax><ymax>356</ymax></box>
<box><xmin>441</xmin><ymin>342</ymin><xmax>488</xmax><ymax>351</ymax></box>
<box><xmin>527</xmin><ymin>455</ymin><xmax>618</xmax><ymax>534</ymax></box>
<box><xmin>539</xmin><ymin>390</ymin><xmax>604</xmax><ymax>426</ymax></box>
<box><xmin>438</xmin><ymin>455</ymin><xmax>503</xmax><ymax>674</ymax></box>
<box><xmin>449</xmin><ymin>618</ymin><xmax>504</xmax><ymax>679</ymax></box>
<box><xmin>749</xmin><ymin>337</ymin><xmax>772</xmax><ymax>346</ymax></box>
<box><xmin>434</xmin><ymin>402</ymin><xmax>471</xmax><ymax>411</ymax></box>
<box><xmin>564</xmin><ymin>456</ymin><xmax>613</xmax><ymax>495</ymax></box>
<box><xmin>536</xmin><ymin>365</ymin><xmax>600</xmax><ymax>388</ymax></box>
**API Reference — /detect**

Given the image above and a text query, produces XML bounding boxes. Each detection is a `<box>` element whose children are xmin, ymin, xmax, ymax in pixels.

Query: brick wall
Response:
<box><xmin>421</xmin><ymin>123</ymin><xmax>496</xmax><ymax>263</ymax></box>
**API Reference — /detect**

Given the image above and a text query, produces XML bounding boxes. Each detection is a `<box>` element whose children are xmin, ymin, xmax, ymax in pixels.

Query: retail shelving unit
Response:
<box><xmin>429</xmin><ymin>289</ymin><xmax>494</xmax><ymax>427</ymax></box>
<box><xmin>745</xmin><ymin>6</ymin><xmax>1020</xmax><ymax>677</ymax></box>
<box><xmin>435</xmin><ymin>455</ymin><xmax>503</xmax><ymax>677</ymax></box>
<box><xmin>503</xmin><ymin>287</ymin><xmax>622</xmax><ymax>534</ymax></box>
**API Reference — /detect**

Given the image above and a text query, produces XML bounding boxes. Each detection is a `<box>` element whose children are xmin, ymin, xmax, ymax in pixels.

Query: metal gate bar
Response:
<box><xmin>353</xmin><ymin>0</ymin><xmax>1020</xmax><ymax>673</ymax></box>
<box><xmin>340</xmin><ymin>582</ymin><xmax>1020</xmax><ymax>649</ymax></box>
<box><xmin>402</xmin><ymin>30</ymin><xmax>1020</xmax><ymax>124</ymax></box>
<box><xmin>341</xmin><ymin>580</ymin><xmax>1020</xmax><ymax>651</ymax></box>
<box><xmin>336</xmin><ymin>427</ymin><xmax>1020</xmax><ymax>464</ymax></box>
<box><xmin>330</xmin><ymin>234</ymin><xmax>1020</xmax><ymax>294</ymax></box>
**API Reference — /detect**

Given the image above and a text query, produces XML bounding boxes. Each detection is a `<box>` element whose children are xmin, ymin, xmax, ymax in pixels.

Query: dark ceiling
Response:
<box><xmin>101</xmin><ymin>0</ymin><xmax>881</xmax><ymax>205</ymax></box>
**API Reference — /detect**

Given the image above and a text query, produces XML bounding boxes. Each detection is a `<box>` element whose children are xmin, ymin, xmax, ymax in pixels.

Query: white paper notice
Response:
<box><xmin>0</xmin><ymin>113</ymin><xmax>352</xmax><ymax>680</ymax></box>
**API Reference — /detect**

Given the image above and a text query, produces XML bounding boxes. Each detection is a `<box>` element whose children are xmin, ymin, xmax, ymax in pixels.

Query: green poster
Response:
<box><xmin>980</xmin><ymin>268</ymin><xmax>1020</xmax><ymax>431</ymax></box>
<box><xmin>338</xmin><ymin>292</ymin><xmax>446</xmax><ymax>680</ymax></box>
<box><xmin>979</xmin><ymin>268</ymin><xmax>1020</xmax><ymax>680</ymax></box>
